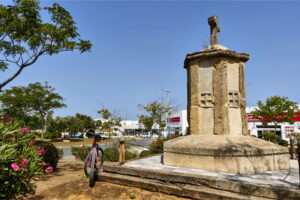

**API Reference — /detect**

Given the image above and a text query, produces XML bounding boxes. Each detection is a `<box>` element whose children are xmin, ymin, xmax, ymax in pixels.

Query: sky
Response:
<box><xmin>2</xmin><ymin>0</ymin><xmax>300</xmax><ymax>120</ymax></box>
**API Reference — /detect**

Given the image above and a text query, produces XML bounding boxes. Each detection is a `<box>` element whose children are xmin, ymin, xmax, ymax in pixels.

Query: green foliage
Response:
<box><xmin>104</xmin><ymin>147</ymin><xmax>119</xmax><ymax>162</ymax></box>
<box><xmin>129</xmin><ymin>193</ymin><xmax>136</xmax><ymax>199</ymax></box>
<box><xmin>57</xmin><ymin>148</ymin><xmax>64</xmax><ymax>160</ymax></box>
<box><xmin>75</xmin><ymin>113</ymin><xmax>96</xmax><ymax>132</ymax></box>
<box><xmin>291</xmin><ymin>132</ymin><xmax>300</xmax><ymax>142</ymax></box>
<box><xmin>98</xmin><ymin>107</ymin><xmax>122</xmax><ymax>134</ymax></box>
<box><xmin>0</xmin><ymin>118</ymin><xmax>44</xmax><ymax>199</ymax></box>
<box><xmin>34</xmin><ymin>141</ymin><xmax>59</xmax><ymax>170</ymax></box>
<box><xmin>262</xmin><ymin>131</ymin><xmax>281</xmax><ymax>143</ymax></box>
<box><xmin>0</xmin><ymin>82</ymin><xmax>66</xmax><ymax>139</ymax></box>
<box><xmin>71</xmin><ymin>145</ymin><xmax>91</xmax><ymax>161</ymax></box>
<box><xmin>125</xmin><ymin>150</ymin><xmax>137</xmax><ymax>160</ymax></box>
<box><xmin>44</xmin><ymin>131</ymin><xmax>61</xmax><ymax>139</ymax></box>
<box><xmin>139</xmin><ymin>150</ymin><xmax>151</xmax><ymax>157</ymax></box>
<box><xmin>0</xmin><ymin>0</ymin><xmax>92</xmax><ymax>90</ymax></box>
<box><xmin>278</xmin><ymin>139</ymin><xmax>288</xmax><ymax>147</ymax></box>
<box><xmin>47</xmin><ymin>113</ymin><xmax>97</xmax><ymax>138</ymax></box>
<box><xmin>138</xmin><ymin>90</ymin><xmax>175</xmax><ymax>134</ymax></box>
<box><xmin>252</xmin><ymin>96</ymin><xmax>299</xmax><ymax>127</ymax></box>
<box><xmin>149</xmin><ymin>136</ymin><xmax>178</xmax><ymax>154</ymax></box>
<box><xmin>262</xmin><ymin>131</ymin><xmax>288</xmax><ymax>147</ymax></box>
<box><xmin>138</xmin><ymin>115</ymin><xmax>153</xmax><ymax>132</ymax></box>
<box><xmin>149</xmin><ymin>137</ymin><xmax>167</xmax><ymax>154</ymax></box>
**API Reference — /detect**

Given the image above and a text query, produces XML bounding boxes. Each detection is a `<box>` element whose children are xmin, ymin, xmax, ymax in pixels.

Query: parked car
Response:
<box><xmin>141</xmin><ymin>132</ymin><xmax>151</xmax><ymax>138</ymax></box>
<box><xmin>151</xmin><ymin>134</ymin><xmax>159</xmax><ymax>138</ymax></box>
<box><xmin>100</xmin><ymin>132</ymin><xmax>109</xmax><ymax>140</ymax></box>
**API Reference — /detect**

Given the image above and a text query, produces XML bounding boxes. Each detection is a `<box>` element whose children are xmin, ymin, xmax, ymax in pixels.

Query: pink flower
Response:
<box><xmin>23</xmin><ymin>169</ymin><xmax>28</xmax><ymax>172</ymax></box>
<box><xmin>37</xmin><ymin>146</ymin><xmax>46</xmax><ymax>156</ymax></box>
<box><xmin>22</xmin><ymin>158</ymin><xmax>28</xmax><ymax>167</ymax></box>
<box><xmin>21</xmin><ymin>127</ymin><xmax>28</xmax><ymax>133</ymax></box>
<box><xmin>45</xmin><ymin>166</ymin><xmax>53</xmax><ymax>174</ymax></box>
<box><xmin>11</xmin><ymin>163</ymin><xmax>20</xmax><ymax>171</ymax></box>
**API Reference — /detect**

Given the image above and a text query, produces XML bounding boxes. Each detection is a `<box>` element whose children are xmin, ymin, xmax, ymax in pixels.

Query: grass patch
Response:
<box><xmin>50</xmin><ymin>138</ymin><xmax>113</xmax><ymax>147</ymax></box>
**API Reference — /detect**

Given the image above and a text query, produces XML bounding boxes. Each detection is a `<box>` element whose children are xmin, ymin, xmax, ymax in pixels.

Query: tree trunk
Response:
<box><xmin>40</xmin><ymin>113</ymin><xmax>47</xmax><ymax>140</ymax></box>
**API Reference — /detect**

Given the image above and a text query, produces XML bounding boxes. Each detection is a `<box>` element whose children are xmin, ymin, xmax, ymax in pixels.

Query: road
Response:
<box><xmin>58</xmin><ymin>138</ymin><xmax>154</xmax><ymax>162</ymax></box>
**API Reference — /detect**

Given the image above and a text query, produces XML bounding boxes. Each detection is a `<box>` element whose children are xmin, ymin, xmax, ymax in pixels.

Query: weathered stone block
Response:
<box><xmin>164</xmin><ymin>135</ymin><xmax>290</xmax><ymax>174</ymax></box>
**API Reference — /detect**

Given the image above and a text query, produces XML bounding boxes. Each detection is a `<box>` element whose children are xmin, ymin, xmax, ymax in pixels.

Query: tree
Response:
<box><xmin>46</xmin><ymin>116</ymin><xmax>67</xmax><ymax>138</ymax></box>
<box><xmin>251</xmin><ymin>96</ymin><xmax>299</xmax><ymax>134</ymax></box>
<box><xmin>0</xmin><ymin>82</ymin><xmax>66</xmax><ymax>139</ymax></box>
<box><xmin>75</xmin><ymin>113</ymin><xmax>96</xmax><ymax>132</ymax></box>
<box><xmin>98</xmin><ymin>108</ymin><xmax>121</xmax><ymax>134</ymax></box>
<box><xmin>46</xmin><ymin>113</ymin><xmax>97</xmax><ymax>138</ymax></box>
<box><xmin>138</xmin><ymin>91</ymin><xmax>175</xmax><ymax>135</ymax></box>
<box><xmin>138</xmin><ymin>114</ymin><xmax>153</xmax><ymax>133</ymax></box>
<box><xmin>0</xmin><ymin>0</ymin><xmax>92</xmax><ymax>90</ymax></box>
<box><xmin>64</xmin><ymin>116</ymin><xmax>83</xmax><ymax>135</ymax></box>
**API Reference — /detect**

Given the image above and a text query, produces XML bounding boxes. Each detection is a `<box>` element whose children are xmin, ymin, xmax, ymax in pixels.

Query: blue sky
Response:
<box><xmin>2</xmin><ymin>0</ymin><xmax>300</xmax><ymax>120</ymax></box>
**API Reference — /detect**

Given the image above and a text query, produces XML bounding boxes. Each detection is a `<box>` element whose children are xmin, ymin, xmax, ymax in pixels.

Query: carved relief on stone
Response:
<box><xmin>200</xmin><ymin>92</ymin><xmax>214</xmax><ymax>108</ymax></box>
<box><xmin>228</xmin><ymin>90</ymin><xmax>240</xmax><ymax>108</ymax></box>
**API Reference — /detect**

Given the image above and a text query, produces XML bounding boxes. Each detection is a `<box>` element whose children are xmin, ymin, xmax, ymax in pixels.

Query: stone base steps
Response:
<box><xmin>99</xmin><ymin>171</ymin><xmax>266</xmax><ymax>200</ymax></box>
<box><xmin>100</xmin><ymin>163</ymin><xmax>300</xmax><ymax>199</ymax></box>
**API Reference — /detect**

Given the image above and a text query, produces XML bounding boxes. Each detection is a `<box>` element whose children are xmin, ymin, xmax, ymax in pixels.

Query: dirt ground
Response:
<box><xmin>25</xmin><ymin>161</ymin><xmax>190</xmax><ymax>200</ymax></box>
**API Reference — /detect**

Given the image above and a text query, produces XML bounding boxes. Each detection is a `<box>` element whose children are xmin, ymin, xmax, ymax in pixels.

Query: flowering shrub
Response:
<box><xmin>0</xmin><ymin>116</ymin><xmax>45</xmax><ymax>199</ymax></box>
<box><xmin>149</xmin><ymin>134</ymin><xmax>180</xmax><ymax>154</ymax></box>
<box><xmin>71</xmin><ymin>145</ymin><xmax>92</xmax><ymax>161</ymax></box>
<box><xmin>34</xmin><ymin>141</ymin><xmax>60</xmax><ymax>170</ymax></box>
<box><xmin>149</xmin><ymin>137</ymin><xmax>167</xmax><ymax>154</ymax></box>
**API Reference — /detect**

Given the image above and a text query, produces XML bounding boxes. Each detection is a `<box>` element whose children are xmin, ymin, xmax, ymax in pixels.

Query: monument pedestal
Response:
<box><xmin>163</xmin><ymin>16</ymin><xmax>290</xmax><ymax>175</ymax></box>
<box><xmin>164</xmin><ymin>135</ymin><xmax>290</xmax><ymax>174</ymax></box>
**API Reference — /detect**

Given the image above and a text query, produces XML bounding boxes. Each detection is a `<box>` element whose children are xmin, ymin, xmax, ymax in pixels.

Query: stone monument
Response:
<box><xmin>163</xmin><ymin>16</ymin><xmax>290</xmax><ymax>174</ymax></box>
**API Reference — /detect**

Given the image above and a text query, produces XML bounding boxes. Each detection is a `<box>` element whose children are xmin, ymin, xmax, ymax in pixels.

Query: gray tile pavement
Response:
<box><xmin>125</xmin><ymin>155</ymin><xmax>300</xmax><ymax>188</ymax></box>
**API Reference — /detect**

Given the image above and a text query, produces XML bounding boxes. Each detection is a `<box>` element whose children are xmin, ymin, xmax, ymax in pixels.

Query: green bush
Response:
<box><xmin>0</xmin><ymin>118</ymin><xmax>44</xmax><ymax>199</ymax></box>
<box><xmin>149</xmin><ymin>137</ymin><xmax>167</xmax><ymax>154</ymax></box>
<box><xmin>125</xmin><ymin>150</ymin><xmax>137</xmax><ymax>160</ymax></box>
<box><xmin>57</xmin><ymin>148</ymin><xmax>64</xmax><ymax>160</ymax></box>
<box><xmin>139</xmin><ymin>150</ymin><xmax>151</xmax><ymax>157</ymax></box>
<box><xmin>278</xmin><ymin>139</ymin><xmax>288</xmax><ymax>147</ymax></box>
<box><xmin>104</xmin><ymin>147</ymin><xmax>119</xmax><ymax>162</ymax></box>
<box><xmin>34</xmin><ymin>141</ymin><xmax>59</xmax><ymax>170</ymax></box>
<box><xmin>262</xmin><ymin>131</ymin><xmax>288</xmax><ymax>146</ymax></box>
<box><xmin>262</xmin><ymin>131</ymin><xmax>281</xmax><ymax>143</ymax></box>
<box><xmin>71</xmin><ymin>146</ymin><xmax>92</xmax><ymax>161</ymax></box>
<box><xmin>44</xmin><ymin>131</ymin><xmax>60</xmax><ymax>139</ymax></box>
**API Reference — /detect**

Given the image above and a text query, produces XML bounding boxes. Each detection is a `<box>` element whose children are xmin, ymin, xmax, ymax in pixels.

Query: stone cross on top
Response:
<box><xmin>208</xmin><ymin>15</ymin><xmax>220</xmax><ymax>46</ymax></box>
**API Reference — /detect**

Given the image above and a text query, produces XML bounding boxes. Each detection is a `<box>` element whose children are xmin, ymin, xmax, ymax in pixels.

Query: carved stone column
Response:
<box><xmin>163</xmin><ymin>16</ymin><xmax>290</xmax><ymax>174</ymax></box>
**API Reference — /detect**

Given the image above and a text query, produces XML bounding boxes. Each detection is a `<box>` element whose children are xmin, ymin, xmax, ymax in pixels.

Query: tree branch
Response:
<box><xmin>0</xmin><ymin>65</ymin><xmax>25</xmax><ymax>91</ymax></box>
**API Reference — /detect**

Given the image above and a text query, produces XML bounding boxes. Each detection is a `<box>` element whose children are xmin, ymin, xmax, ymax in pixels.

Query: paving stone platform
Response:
<box><xmin>124</xmin><ymin>155</ymin><xmax>299</xmax><ymax>188</ymax></box>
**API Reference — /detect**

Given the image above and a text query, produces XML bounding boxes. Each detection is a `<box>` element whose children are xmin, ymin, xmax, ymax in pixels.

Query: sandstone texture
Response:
<box><xmin>164</xmin><ymin>16</ymin><xmax>290</xmax><ymax>174</ymax></box>
<box><xmin>164</xmin><ymin>135</ymin><xmax>290</xmax><ymax>174</ymax></box>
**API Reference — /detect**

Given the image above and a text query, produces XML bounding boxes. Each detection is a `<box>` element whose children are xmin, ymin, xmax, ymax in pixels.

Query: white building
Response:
<box><xmin>164</xmin><ymin>110</ymin><xmax>188</xmax><ymax>137</ymax></box>
<box><xmin>94</xmin><ymin>110</ymin><xmax>188</xmax><ymax>137</ymax></box>
<box><xmin>246</xmin><ymin>107</ymin><xmax>300</xmax><ymax>141</ymax></box>
<box><xmin>95</xmin><ymin>107</ymin><xmax>300</xmax><ymax>140</ymax></box>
